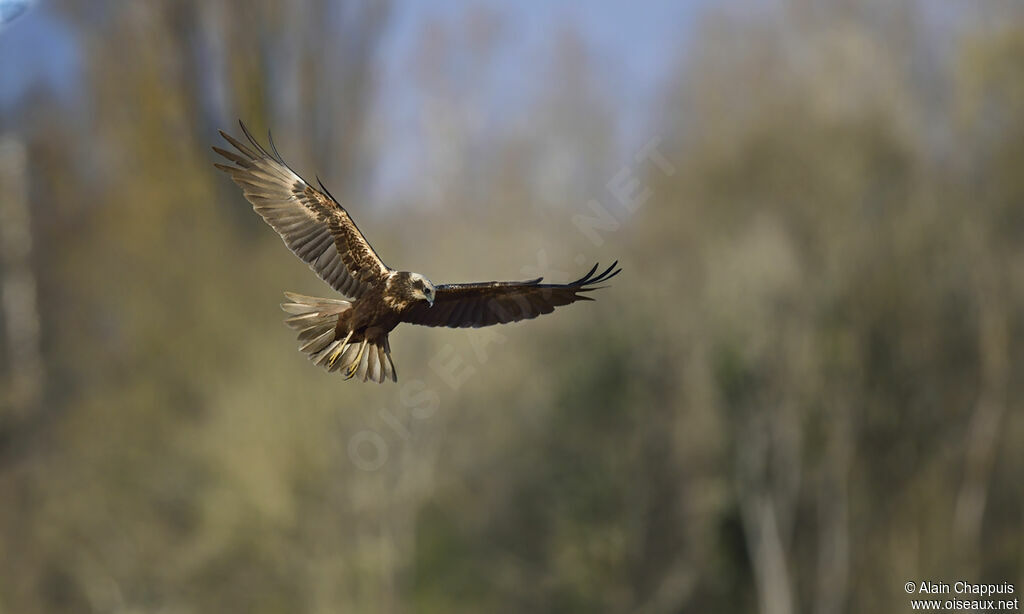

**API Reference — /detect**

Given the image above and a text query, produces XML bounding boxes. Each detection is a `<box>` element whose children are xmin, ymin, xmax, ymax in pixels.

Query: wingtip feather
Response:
<box><xmin>268</xmin><ymin>129</ymin><xmax>285</xmax><ymax>163</ymax></box>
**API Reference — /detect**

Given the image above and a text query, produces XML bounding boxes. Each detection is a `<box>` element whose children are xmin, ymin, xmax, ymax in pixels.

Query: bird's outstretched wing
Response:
<box><xmin>401</xmin><ymin>262</ymin><xmax>621</xmax><ymax>328</ymax></box>
<box><xmin>213</xmin><ymin>121</ymin><xmax>390</xmax><ymax>298</ymax></box>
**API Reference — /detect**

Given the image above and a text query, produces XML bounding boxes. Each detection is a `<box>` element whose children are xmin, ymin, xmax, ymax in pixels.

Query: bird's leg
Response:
<box><xmin>345</xmin><ymin>339</ymin><xmax>368</xmax><ymax>379</ymax></box>
<box><xmin>326</xmin><ymin>329</ymin><xmax>355</xmax><ymax>370</ymax></box>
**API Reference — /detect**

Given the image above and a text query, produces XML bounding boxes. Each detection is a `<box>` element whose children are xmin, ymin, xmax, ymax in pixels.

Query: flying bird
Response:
<box><xmin>213</xmin><ymin>121</ymin><xmax>620</xmax><ymax>383</ymax></box>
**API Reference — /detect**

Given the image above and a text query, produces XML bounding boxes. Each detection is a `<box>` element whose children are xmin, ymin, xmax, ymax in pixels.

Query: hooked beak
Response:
<box><xmin>427</xmin><ymin>295</ymin><xmax>434</xmax><ymax>307</ymax></box>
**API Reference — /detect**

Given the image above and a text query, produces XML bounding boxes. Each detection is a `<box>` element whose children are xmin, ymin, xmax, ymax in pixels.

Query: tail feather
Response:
<box><xmin>280</xmin><ymin>293</ymin><xmax>397</xmax><ymax>383</ymax></box>
<box><xmin>281</xmin><ymin>292</ymin><xmax>350</xmax><ymax>325</ymax></box>
<box><xmin>313</xmin><ymin>340</ymin><xmax>342</xmax><ymax>367</ymax></box>
<box><xmin>333</xmin><ymin>341</ymin><xmax>360</xmax><ymax>373</ymax></box>
<box><xmin>375</xmin><ymin>346</ymin><xmax>388</xmax><ymax>383</ymax></box>
<box><xmin>353</xmin><ymin>341</ymin><xmax>371</xmax><ymax>381</ymax></box>
<box><xmin>299</xmin><ymin>328</ymin><xmax>335</xmax><ymax>354</ymax></box>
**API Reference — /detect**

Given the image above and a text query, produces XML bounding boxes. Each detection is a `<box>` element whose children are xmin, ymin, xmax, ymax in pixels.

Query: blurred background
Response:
<box><xmin>1</xmin><ymin>0</ymin><xmax>1023</xmax><ymax>612</ymax></box>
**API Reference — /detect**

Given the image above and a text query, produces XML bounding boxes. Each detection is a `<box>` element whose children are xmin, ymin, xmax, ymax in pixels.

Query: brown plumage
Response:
<box><xmin>213</xmin><ymin>121</ymin><xmax>621</xmax><ymax>383</ymax></box>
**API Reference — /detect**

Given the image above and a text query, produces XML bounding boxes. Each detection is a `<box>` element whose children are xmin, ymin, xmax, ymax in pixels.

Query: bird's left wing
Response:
<box><xmin>213</xmin><ymin>121</ymin><xmax>390</xmax><ymax>298</ymax></box>
<box><xmin>401</xmin><ymin>262</ymin><xmax>621</xmax><ymax>328</ymax></box>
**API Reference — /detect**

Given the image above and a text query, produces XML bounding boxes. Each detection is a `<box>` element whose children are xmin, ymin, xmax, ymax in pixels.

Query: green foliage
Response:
<box><xmin>2</xmin><ymin>2</ymin><xmax>1024</xmax><ymax>613</ymax></box>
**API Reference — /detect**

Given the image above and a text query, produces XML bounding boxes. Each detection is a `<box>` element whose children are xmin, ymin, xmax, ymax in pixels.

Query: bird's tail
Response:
<box><xmin>280</xmin><ymin>292</ymin><xmax>397</xmax><ymax>383</ymax></box>
<box><xmin>281</xmin><ymin>291</ymin><xmax>351</xmax><ymax>359</ymax></box>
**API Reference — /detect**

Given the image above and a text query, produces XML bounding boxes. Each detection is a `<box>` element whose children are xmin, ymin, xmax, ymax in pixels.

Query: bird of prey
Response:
<box><xmin>213</xmin><ymin>121</ymin><xmax>620</xmax><ymax>383</ymax></box>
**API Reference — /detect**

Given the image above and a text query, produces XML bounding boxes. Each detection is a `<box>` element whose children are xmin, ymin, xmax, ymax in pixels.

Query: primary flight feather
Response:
<box><xmin>213</xmin><ymin>121</ymin><xmax>621</xmax><ymax>383</ymax></box>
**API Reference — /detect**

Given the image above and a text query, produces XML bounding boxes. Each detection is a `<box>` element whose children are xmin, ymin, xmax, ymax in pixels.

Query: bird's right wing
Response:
<box><xmin>213</xmin><ymin>121</ymin><xmax>390</xmax><ymax>298</ymax></box>
<box><xmin>401</xmin><ymin>262</ymin><xmax>620</xmax><ymax>328</ymax></box>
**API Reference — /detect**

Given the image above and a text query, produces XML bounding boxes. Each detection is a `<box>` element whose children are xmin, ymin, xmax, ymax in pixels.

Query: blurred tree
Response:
<box><xmin>1</xmin><ymin>1</ymin><xmax>1024</xmax><ymax>613</ymax></box>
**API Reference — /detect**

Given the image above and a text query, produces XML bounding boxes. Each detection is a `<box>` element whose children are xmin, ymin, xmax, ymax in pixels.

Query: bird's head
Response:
<box><xmin>402</xmin><ymin>272</ymin><xmax>436</xmax><ymax>307</ymax></box>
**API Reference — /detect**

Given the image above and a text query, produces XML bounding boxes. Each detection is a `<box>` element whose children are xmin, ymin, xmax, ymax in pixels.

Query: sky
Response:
<box><xmin>0</xmin><ymin>0</ymin><xmax>986</xmax><ymax>123</ymax></box>
<box><xmin>369</xmin><ymin>0</ymin><xmax>710</xmax><ymax>201</ymax></box>
<box><xmin>0</xmin><ymin>0</ymin><xmax>706</xmax><ymax>126</ymax></box>
<box><xmin>0</xmin><ymin>0</ymin><xmax>986</xmax><ymax>206</ymax></box>
<box><xmin>0</xmin><ymin>0</ymin><xmax>712</xmax><ymax>203</ymax></box>
<box><xmin>380</xmin><ymin>0</ymin><xmax>704</xmax><ymax>105</ymax></box>
<box><xmin>0</xmin><ymin>0</ymin><xmax>80</xmax><ymax>108</ymax></box>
